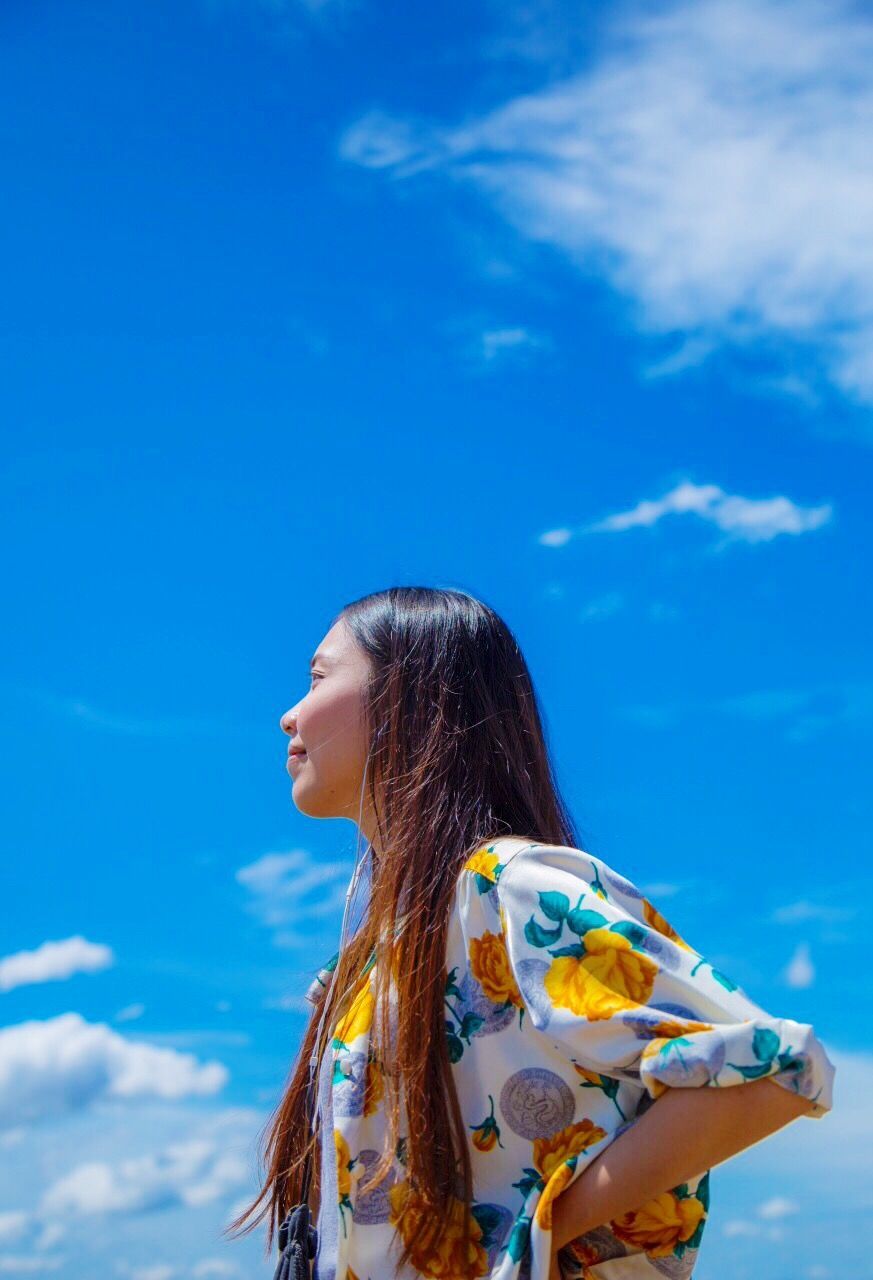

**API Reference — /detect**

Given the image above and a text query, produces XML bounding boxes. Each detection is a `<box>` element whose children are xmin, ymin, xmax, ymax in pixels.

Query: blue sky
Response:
<box><xmin>1</xmin><ymin>0</ymin><xmax>871</xmax><ymax>1276</ymax></box>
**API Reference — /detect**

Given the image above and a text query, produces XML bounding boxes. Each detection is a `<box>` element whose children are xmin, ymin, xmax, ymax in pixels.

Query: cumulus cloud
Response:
<box><xmin>538</xmin><ymin>479</ymin><xmax>832</xmax><ymax>551</ymax></box>
<box><xmin>0</xmin><ymin>1014</ymin><xmax>228</xmax><ymax>1127</ymax></box>
<box><xmin>40</xmin><ymin>1109</ymin><xmax>255</xmax><ymax>1221</ymax></box>
<box><xmin>341</xmin><ymin>0</ymin><xmax>873</xmax><ymax>406</ymax></box>
<box><xmin>0</xmin><ymin>937</ymin><xmax>113</xmax><ymax>993</ymax></box>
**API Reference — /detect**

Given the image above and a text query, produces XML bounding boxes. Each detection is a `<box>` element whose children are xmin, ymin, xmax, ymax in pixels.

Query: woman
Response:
<box><xmin>232</xmin><ymin>586</ymin><xmax>835</xmax><ymax>1280</ymax></box>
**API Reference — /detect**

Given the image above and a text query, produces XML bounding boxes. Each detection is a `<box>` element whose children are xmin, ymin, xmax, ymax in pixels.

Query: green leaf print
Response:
<box><xmin>696</xmin><ymin>1171</ymin><xmax>711</xmax><ymax>1212</ymax></box>
<box><xmin>608</xmin><ymin>920</ymin><xmax>648</xmax><ymax>948</ymax></box>
<box><xmin>710</xmin><ymin>967</ymin><xmax>739</xmax><ymax>992</ymax></box>
<box><xmin>471</xmin><ymin>1202</ymin><xmax>504</xmax><ymax>1247</ymax></box>
<box><xmin>445</xmin><ymin>1018</ymin><xmax>464</xmax><ymax>1063</ymax></box>
<box><xmin>511</xmin><ymin>1168</ymin><xmax>542</xmax><ymax>1200</ymax></box>
<box><xmin>752</xmin><ymin>1027</ymin><xmax>781</xmax><ymax>1062</ymax></box>
<box><xmin>538</xmin><ymin>891</ymin><xmax>570</xmax><ymax>922</ymax></box>
<box><xmin>524</xmin><ymin>917</ymin><xmax>563</xmax><ymax>947</ymax></box>
<box><xmin>459</xmin><ymin>1011</ymin><xmax>486</xmax><ymax>1042</ymax></box>
<box><xmin>566</xmin><ymin>908</ymin><xmax>608</xmax><ymax>936</ymax></box>
<box><xmin>548</xmin><ymin>943</ymin><xmax>586</xmax><ymax>958</ymax></box>
<box><xmin>506</xmin><ymin>1215</ymin><xmax>532</xmax><ymax>1263</ymax></box>
<box><xmin>474</xmin><ymin>872</ymin><xmax>495</xmax><ymax>894</ymax></box>
<box><xmin>445</xmin><ymin>966</ymin><xmax>462</xmax><ymax>999</ymax></box>
<box><xmin>727</xmin><ymin>1061</ymin><xmax>777</xmax><ymax>1079</ymax></box>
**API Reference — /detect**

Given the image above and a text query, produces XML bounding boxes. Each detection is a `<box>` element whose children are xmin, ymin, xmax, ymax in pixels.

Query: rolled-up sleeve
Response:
<box><xmin>497</xmin><ymin>843</ymin><xmax>836</xmax><ymax>1118</ymax></box>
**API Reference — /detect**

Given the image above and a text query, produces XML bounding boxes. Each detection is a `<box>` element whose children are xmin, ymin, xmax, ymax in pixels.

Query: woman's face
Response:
<box><xmin>279</xmin><ymin>617</ymin><xmax>373</xmax><ymax>822</ymax></box>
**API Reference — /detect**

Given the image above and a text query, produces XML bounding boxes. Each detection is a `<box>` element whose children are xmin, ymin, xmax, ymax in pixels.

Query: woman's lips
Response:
<box><xmin>287</xmin><ymin>751</ymin><xmax>307</xmax><ymax>770</ymax></box>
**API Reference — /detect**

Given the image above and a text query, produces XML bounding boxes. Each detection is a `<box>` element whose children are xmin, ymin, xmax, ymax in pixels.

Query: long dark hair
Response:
<box><xmin>229</xmin><ymin>586</ymin><xmax>589</xmax><ymax>1272</ymax></box>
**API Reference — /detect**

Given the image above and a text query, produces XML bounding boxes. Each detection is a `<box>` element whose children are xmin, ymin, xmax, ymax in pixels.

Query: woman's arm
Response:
<box><xmin>551</xmin><ymin>1077</ymin><xmax>815</xmax><ymax>1257</ymax></box>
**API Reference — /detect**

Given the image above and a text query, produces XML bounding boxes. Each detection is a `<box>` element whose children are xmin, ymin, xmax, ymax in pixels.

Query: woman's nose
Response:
<box><xmin>279</xmin><ymin>707</ymin><xmax>298</xmax><ymax>734</ymax></box>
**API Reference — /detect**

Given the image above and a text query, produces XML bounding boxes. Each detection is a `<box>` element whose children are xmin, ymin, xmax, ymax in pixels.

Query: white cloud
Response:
<box><xmin>115</xmin><ymin>1004</ymin><xmax>146</xmax><ymax>1023</ymax></box>
<box><xmin>578</xmin><ymin>591</ymin><xmax>624</xmax><ymax>621</ymax></box>
<box><xmin>130</xmin><ymin>1269</ymin><xmax>176</xmax><ymax>1280</ymax></box>
<box><xmin>0</xmin><ymin>938</ymin><xmax>113</xmax><ymax>993</ymax></box>
<box><xmin>41</xmin><ymin>1113</ymin><xmax>254</xmax><ymax>1220</ymax></box>
<box><xmin>770</xmin><ymin>901</ymin><xmax>857</xmax><ymax>925</ymax></box>
<box><xmin>342</xmin><ymin>0</ymin><xmax>873</xmax><ymax>406</ymax></box>
<box><xmin>759</xmin><ymin>1196</ymin><xmax>800</xmax><ymax>1219</ymax></box>
<box><xmin>0</xmin><ymin>1259</ymin><xmax>61</xmax><ymax>1274</ymax></box>
<box><xmin>479</xmin><ymin>326</ymin><xmax>544</xmax><ymax>362</ymax></box>
<box><xmin>639</xmin><ymin>882</ymin><xmax>681</xmax><ymax>899</ymax></box>
<box><xmin>620</xmin><ymin>678</ymin><xmax>873</xmax><ymax>742</ymax></box>
<box><xmin>0</xmin><ymin>1014</ymin><xmax>227</xmax><ymax>1127</ymax></box>
<box><xmin>581</xmin><ymin>480</ymin><xmax>831</xmax><ymax>547</ymax></box>
<box><xmin>192</xmin><ymin>1262</ymin><xmax>243</xmax><ymax>1278</ymax></box>
<box><xmin>783</xmin><ymin>942</ymin><xmax>815</xmax><ymax>989</ymax></box>
<box><xmin>0</xmin><ymin>1213</ymin><xmax>27</xmax><ymax>1245</ymax></box>
<box><xmin>538</xmin><ymin>527</ymin><xmax>572</xmax><ymax>548</ymax></box>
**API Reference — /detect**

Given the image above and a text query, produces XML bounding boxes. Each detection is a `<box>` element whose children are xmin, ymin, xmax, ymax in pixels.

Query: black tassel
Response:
<box><xmin>273</xmin><ymin>1203</ymin><xmax>318</xmax><ymax>1280</ymax></box>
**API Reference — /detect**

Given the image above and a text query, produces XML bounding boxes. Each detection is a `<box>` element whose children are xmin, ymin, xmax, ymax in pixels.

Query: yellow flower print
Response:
<box><xmin>535</xmin><ymin>1160</ymin><xmax>576</xmax><ymax>1229</ymax></box>
<box><xmin>469</xmin><ymin>930</ymin><xmax>524</xmax><ymax>1010</ymax></box>
<box><xmin>469</xmin><ymin>1094</ymin><xmax>503</xmax><ymax>1152</ymax></box>
<box><xmin>651</xmin><ymin>1017</ymin><xmax>714</xmax><ymax>1039</ymax></box>
<box><xmin>639</xmin><ymin>1039</ymin><xmax>671</xmax><ymax>1098</ymax></box>
<box><xmin>332</xmin><ymin>980</ymin><xmax>375</xmax><ymax>1049</ymax></box>
<box><xmin>532</xmin><ymin>1120</ymin><xmax>607</xmax><ymax>1229</ymax></box>
<box><xmin>572</xmin><ymin>1063</ymin><xmax>605</xmax><ymax>1087</ymax></box>
<box><xmin>533</xmin><ymin>1119</ymin><xmax>608</xmax><ymax>1181</ymax></box>
<box><xmin>465</xmin><ymin>848</ymin><xmax>500</xmax><ymax>882</ymax></box>
<box><xmin>335</xmin><ymin>1130</ymin><xmax>353</xmax><ymax>1201</ymax></box>
<box><xmin>363</xmin><ymin>1053</ymin><xmax>384</xmax><ymax>1118</ymax></box>
<box><xmin>642</xmin><ymin>899</ymin><xmax>696</xmax><ymax>952</ymax></box>
<box><xmin>387</xmin><ymin>1179</ymin><xmax>490</xmax><ymax>1279</ymax></box>
<box><xmin>544</xmin><ymin>928</ymin><xmax>659</xmax><ymax>1020</ymax></box>
<box><xmin>610</xmin><ymin>1189</ymin><xmax>705</xmax><ymax>1257</ymax></box>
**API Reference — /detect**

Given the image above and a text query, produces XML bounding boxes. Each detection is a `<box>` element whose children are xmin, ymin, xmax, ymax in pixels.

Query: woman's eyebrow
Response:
<box><xmin>310</xmin><ymin>651</ymin><xmax>332</xmax><ymax>668</ymax></box>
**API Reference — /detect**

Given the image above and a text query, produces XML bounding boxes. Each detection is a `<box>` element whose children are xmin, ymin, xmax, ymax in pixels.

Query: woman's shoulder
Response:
<box><xmin>461</xmin><ymin>835</ymin><xmax>640</xmax><ymax>899</ymax></box>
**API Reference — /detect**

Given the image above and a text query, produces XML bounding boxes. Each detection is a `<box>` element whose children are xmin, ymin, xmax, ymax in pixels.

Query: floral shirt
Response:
<box><xmin>305</xmin><ymin>837</ymin><xmax>835</xmax><ymax>1280</ymax></box>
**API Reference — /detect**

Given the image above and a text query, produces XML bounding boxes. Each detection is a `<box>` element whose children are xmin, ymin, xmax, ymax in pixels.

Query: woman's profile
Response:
<box><xmin>230</xmin><ymin>586</ymin><xmax>835</xmax><ymax>1280</ymax></box>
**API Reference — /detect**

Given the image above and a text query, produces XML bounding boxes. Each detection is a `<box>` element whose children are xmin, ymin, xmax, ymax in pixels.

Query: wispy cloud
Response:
<box><xmin>0</xmin><ymin>938</ymin><xmax>113</xmax><ymax>993</ymax></box>
<box><xmin>236</xmin><ymin>846</ymin><xmax>354</xmax><ymax>947</ymax></box>
<box><xmin>6</xmin><ymin>685</ymin><xmax>240</xmax><ymax>737</ymax></box>
<box><xmin>115</xmin><ymin>1003</ymin><xmax>146</xmax><ymax>1024</ymax></box>
<box><xmin>579</xmin><ymin>591</ymin><xmax>624</xmax><ymax>622</ymax></box>
<box><xmin>782</xmin><ymin>941</ymin><xmax>815</xmax><ymax>989</ymax></box>
<box><xmin>619</xmin><ymin>678</ymin><xmax>873</xmax><ymax>742</ymax></box>
<box><xmin>479</xmin><ymin>326</ymin><xmax>545</xmax><ymax>363</ymax></box>
<box><xmin>341</xmin><ymin>0</ymin><xmax>873</xmax><ymax>409</ymax></box>
<box><xmin>538</xmin><ymin>480</ymin><xmax>832</xmax><ymax>551</ymax></box>
<box><xmin>769</xmin><ymin>901</ymin><xmax>857</xmax><ymax>926</ymax></box>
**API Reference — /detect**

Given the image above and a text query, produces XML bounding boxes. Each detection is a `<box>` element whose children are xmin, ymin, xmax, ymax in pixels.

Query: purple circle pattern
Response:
<box><xmin>351</xmin><ymin>1148</ymin><xmax>397</xmax><ymax>1224</ymax></box>
<box><xmin>499</xmin><ymin>1067</ymin><xmax>576</xmax><ymax>1140</ymax></box>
